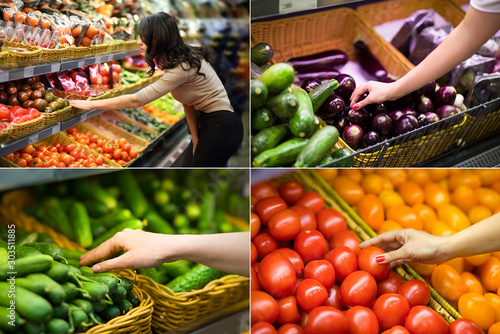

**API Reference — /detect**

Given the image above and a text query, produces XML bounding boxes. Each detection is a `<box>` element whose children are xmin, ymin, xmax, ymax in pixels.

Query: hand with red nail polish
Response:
<box><xmin>349</xmin><ymin>81</ymin><xmax>397</xmax><ymax>110</ymax></box>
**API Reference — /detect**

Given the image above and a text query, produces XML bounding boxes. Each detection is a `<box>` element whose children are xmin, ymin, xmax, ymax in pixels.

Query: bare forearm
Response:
<box><xmin>390</xmin><ymin>8</ymin><xmax>500</xmax><ymax>99</ymax></box>
<box><xmin>167</xmin><ymin>232</ymin><xmax>250</xmax><ymax>276</ymax></box>
<box><xmin>92</xmin><ymin>94</ymin><xmax>141</xmax><ymax>110</ymax></box>
<box><xmin>184</xmin><ymin>104</ymin><xmax>199</xmax><ymax>142</ymax></box>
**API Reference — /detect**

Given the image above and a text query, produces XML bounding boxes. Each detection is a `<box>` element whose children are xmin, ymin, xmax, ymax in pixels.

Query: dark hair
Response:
<box><xmin>139</xmin><ymin>12</ymin><xmax>212</xmax><ymax>77</ymax></box>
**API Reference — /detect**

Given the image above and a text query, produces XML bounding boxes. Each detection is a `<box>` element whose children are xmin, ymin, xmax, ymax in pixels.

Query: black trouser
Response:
<box><xmin>182</xmin><ymin>110</ymin><xmax>244</xmax><ymax>167</ymax></box>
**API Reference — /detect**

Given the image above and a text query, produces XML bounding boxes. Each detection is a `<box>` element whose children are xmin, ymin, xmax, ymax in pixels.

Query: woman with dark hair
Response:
<box><xmin>69</xmin><ymin>12</ymin><xmax>244</xmax><ymax>167</ymax></box>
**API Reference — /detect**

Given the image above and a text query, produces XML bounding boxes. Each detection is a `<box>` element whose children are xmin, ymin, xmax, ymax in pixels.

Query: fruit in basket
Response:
<box><xmin>434</xmin><ymin>85</ymin><xmax>457</xmax><ymax>107</ymax></box>
<box><xmin>404</xmin><ymin>305</ymin><xmax>448</xmax><ymax>334</ymax></box>
<box><xmin>6</xmin><ymin>85</ymin><xmax>17</xmax><ymax>96</ymax></box>
<box><xmin>343</xmin><ymin>124</ymin><xmax>364</xmax><ymax>150</ymax></box>
<box><xmin>393</xmin><ymin>115</ymin><xmax>419</xmax><ymax>136</ymax></box>
<box><xmin>48</xmin><ymin>101</ymin><xmax>59</xmax><ymax>111</ymax></box>
<box><xmin>33</xmin><ymin>98</ymin><xmax>48</xmax><ymax>112</ymax></box>
<box><xmin>7</xmin><ymin>95</ymin><xmax>20</xmax><ymax>106</ymax></box>
<box><xmin>251</xmin><ymin>42</ymin><xmax>274</xmax><ymax>67</ymax></box>
<box><xmin>17</xmin><ymin>91</ymin><xmax>30</xmax><ymax>104</ymax></box>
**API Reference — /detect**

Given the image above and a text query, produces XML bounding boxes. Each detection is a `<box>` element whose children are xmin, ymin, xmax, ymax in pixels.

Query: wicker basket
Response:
<box><xmin>88</xmin><ymin>86</ymin><xmax>126</xmax><ymax>101</ymax></box>
<box><xmin>0</xmin><ymin>122</ymin><xmax>13</xmax><ymax>143</ymax></box>
<box><xmin>357</xmin><ymin>0</ymin><xmax>465</xmax><ymax>30</ymax></box>
<box><xmin>3</xmin><ymin>41</ymin><xmax>43</xmax><ymax>66</ymax></box>
<box><xmin>43</xmin><ymin>106</ymin><xmax>75</xmax><ymax>126</ymax></box>
<box><xmin>40</xmin><ymin>44</ymin><xmax>72</xmax><ymax>63</ymax></box>
<box><xmin>10</xmin><ymin>115</ymin><xmax>45</xmax><ymax>138</ymax></box>
<box><xmin>277</xmin><ymin>170</ymin><xmax>462</xmax><ymax>324</ymax></box>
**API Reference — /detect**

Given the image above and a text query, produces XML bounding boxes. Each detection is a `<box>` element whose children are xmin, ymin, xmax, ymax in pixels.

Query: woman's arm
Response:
<box><xmin>69</xmin><ymin>94</ymin><xmax>141</xmax><ymax>111</ymax></box>
<box><xmin>183</xmin><ymin>104</ymin><xmax>199</xmax><ymax>152</ymax></box>
<box><xmin>79</xmin><ymin>230</ymin><xmax>250</xmax><ymax>276</ymax></box>
<box><xmin>350</xmin><ymin>7</ymin><xmax>500</xmax><ymax>109</ymax></box>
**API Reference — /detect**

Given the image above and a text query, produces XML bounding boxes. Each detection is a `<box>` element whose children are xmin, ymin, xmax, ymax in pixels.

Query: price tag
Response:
<box><xmin>28</xmin><ymin>133</ymin><xmax>39</xmax><ymax>145</ymax></box>
<box><xmin>51</xmin><ymin>124</ymin><xmax>60</xmax><ymax>135</ymax></box>
<box><xmin>279</xmin><ymin>0</ymin><xmax>316</xmax><ymax>14</ymax></box>
<box><xmin>51</xmin><ymin>63</ymin><xmax>59</xmax><ymax>73</ymax></box>
<box><xmin>0</xmin><ymin>71</ymin><xmax>8</xmax><ymax>83</ymax></box>
<box><xmin>80</xmin><ymin>113</ymin><xmax>87</xmax><ymax>122</ymax></box>
<box><xmin>96</xmin><ymin>55</ymin><xmax>103</xmax><ymax>63</ymax></box>
<box><xmin>24</xmin><ymin>67</ymin><xmax>34</xmax><ymax>78</ymax></box>
<box><xmin>78</xmin><ymin>60</ymin><xmax>85</xmax><ymax>68</ymax></box>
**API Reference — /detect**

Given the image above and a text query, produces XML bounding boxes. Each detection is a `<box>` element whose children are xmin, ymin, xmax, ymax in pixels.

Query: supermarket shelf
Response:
<box><xmin>0</xmin><ymin>48</ymin><xmax>141</xmax><ymax>83</ymax></box>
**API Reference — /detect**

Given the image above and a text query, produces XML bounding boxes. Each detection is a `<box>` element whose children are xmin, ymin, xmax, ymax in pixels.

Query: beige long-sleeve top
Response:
<box><xmin>135</xmin><ymin>59</ymin><xmax>233</xmax><ymax>113</ymax></box>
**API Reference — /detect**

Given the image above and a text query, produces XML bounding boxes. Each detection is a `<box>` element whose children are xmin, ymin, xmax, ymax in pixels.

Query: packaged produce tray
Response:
<box><xmin>121</xmin><ymin>72</ymin><xmax>163</xmax><ymax>95</ymax></box>
<box><xmin>0</xmin><ymin>122</ymin><xmax>13</xmax><ymax>143</ymax></box>
<box><xmin>0</xmin><ymin>189</ymin><xmax>249</xmax><ymax>333</ymax></box>
<box><xmin>276</xmin><ymin>169</ymin><xmax>462</xmax><ymax>324</ymax></box>
<box><xmin>99</xmin><ymin>110</ymin><xmax>159</xmax><ymax>141</ymax></box>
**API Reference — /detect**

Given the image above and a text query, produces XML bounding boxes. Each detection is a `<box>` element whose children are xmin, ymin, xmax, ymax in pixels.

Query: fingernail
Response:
<box><xmin>92</xmin><ymin>264</ymin><xmax>102</xmax><ymax>272</ymax></box>
<box><xmin>376</xmin><ymin>256</ymin><xmax>385</xmax><ymax>263</ymax></box>
<box><xmin>353</xmin><ymin>104</ymin><xmax>359</xmax><ymax>110</ymax></box>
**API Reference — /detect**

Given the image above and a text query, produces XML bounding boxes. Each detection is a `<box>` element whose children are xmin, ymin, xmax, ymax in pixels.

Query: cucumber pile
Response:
<box><xmin>251</xmin><ymin>42</ymin><xmax>343</xmax><ymax>167</ymax></box>
<box><xmin>0</xmin><ymin>240</ymin><xmax>140</xmax><ymax>334</ymax></box>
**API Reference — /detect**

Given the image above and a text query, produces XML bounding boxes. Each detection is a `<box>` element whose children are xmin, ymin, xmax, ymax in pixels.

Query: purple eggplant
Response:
<box><xmin>424</xmin><ymin>112</ymin><xmax>440</xmax><ymax>124</ymax></box>
<box><xmin>348</xmin><ymin>107</ymin><xmax>371</xmax><ymax>129</ymax></box>
<box><xmin>300</xmin><ymin>78</ymin><xmax>322</xmax><ymax>93</ymax></box>
<box><xmin>363</xmin><ymin>131</ymin><xmax>382</xmax><ymax>148</ymax></box>
<box><xmin>417</xmin><ymin>114</ymin><xmax>428</xmax><ymax>127</ymax></box>
<box><xmin>334</xmin><ymin>74</ymin><xmax>356</xmax><ymax>100</ymax></box>
<box><xmin>317</xmin><ymin>94</ymin><xmax>345</xmax><ymax>120</ymax></box>
<box><xmin>403</xmin><ymin>108</ymin><xmax>417</xmax><ymax>117</ymax></box>
<box><xmin>423</xmin><ymin>80</ymin><xmax>437</xmax><ymax>99</ymax></box>
<box><xmin>434</xmin><ymin>85</ymin><xmax>457</xmax><ymax>107</ymax></box>
<box><xmin>414</xmin><ymin>96</ymin><xmax>434</xmax><ymax>114</ymax></box>
<box><xmin>288</xmin><ymin>50</ymin><xmax>348</xmax><ymax>70</ymax></box>
<box><xmin>333</xmin><ymin>116</ymin><xmax>350</xmax><ymax>133</ymax></box>
<box><xmin>373</xmin><ymin>102</ymin><xmax>388</xmax><ymax>115</ymax></box>
<box><xmin>435</xmin><ymin>105</ymin><xmax>457</xmax><ymax>119</ymax></box>
<box><xmin>371</xmin><ymin>113</ymin><xmax>393</xmax><ymax>137</ymax></box>
<box><xmin>393</xmin><ymin>115</ymin><xmax>419</xmax><ymax>136</ymax></box>
<box><xmin>353</xmin><ymin>40</ymin><xmax>389</xmax><ymax>81</ymax></box>
<box><xmin>389</xmin><ymin>110</ymin><xmax>405</xmax><ymax>123</ymax></box>
<box><xmin>295</xmin><ymin>68</ymin><xmax>341</xmax><ymax>82</ymax></box>
<box><xmin>343</xmin><ymin>124</ymin><xmax>364</xmax><ymax>150</ymax></box>
<box><xmin>386</xmin><ymin>86</ymin><xmax>427</xmax><ymax>112</ymax></box>
<box><xmin>358</xmin><ymin>92</ymin><xmax>374</xmax><ymax>113</ymax></box>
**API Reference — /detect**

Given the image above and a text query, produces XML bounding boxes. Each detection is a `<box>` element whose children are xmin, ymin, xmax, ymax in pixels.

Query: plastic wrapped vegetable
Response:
<box><xmin>449</xmin><ymin>54</ymin><xmax>497</xmax><ymax>96</ymax></box>
<box><xmin>391</xmin><ymin>9</ymin><xmax>435</xmax><ymax>57</ymax></box>
<box><xmin>409</xmin><ymin>23</ymin><xmax>453</xmax><ymax>65</ymax></box>
<box><xmin>464</xmin><ymin>72</ymin><xmax>500</xmax><ymax>107</ymax></box>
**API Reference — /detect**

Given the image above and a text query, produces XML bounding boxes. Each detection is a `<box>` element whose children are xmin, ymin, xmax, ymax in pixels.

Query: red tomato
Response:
<box><xmin>251</xmin><ymin>321</ymin><xmax>278</xmax><ymax>334</ymax></box>
<box><xmin>340</xmin><ymin>271</ymin><xmax>377</xmax><ymax>308</ymax></box>
<box><xmin>279</xmin><ymin>181</ymin><xmax>304</xmax><ymax>205</ymax></box>
<box><xmin>298</xmin><ymin>309</ymin><xmax>308</xmax><ymax>330</ymax></box>
<box><xmin>258</xmin><ymin>253</ymin><xmax>296</xmax><ymax>298</ymax></box>
<box><xmin>404</xmin><ymin>305</ymin><xmax>448</xmax><ymax>334</ymax></box>
<box><xmin>398</xmin><ymin>279</ymin><xmax>431</xmax><ymax>308</ymax></box>
<box><xmin>431</xmin><ymin>264</ymin><xmax>467</xmax><ymax>302</ymax></box>
<box><xmin>305</xmin><ymin>306</ymin><xmax>348</xmax><ymax>334</ymax></box>
<box><xmin>377</xmin><ymin>271</ymin><xmax>404</xmax><ymax>297</ymax></box>
<box><xmin>290</xmin><ymin>205</ymin><xmax>317</xmax><ymax>231</ymax></box>
<box><xmin>273</xmin><ymin>248</ymin><xmax>304</xmax><ymax>277</ymax></box>
<box><xmin>304</xmin><ymin>260</ymin><xmax>335</xmax><ymax>290</ymax></box>
<box><xmin>252</xmin><ymin>181</ymin><xmax>280</xmax><ymax>199</ymax></box>
<box><xmin>277</xmin><ymin>323</ymin><xmax>304</xmax><ymax>334</ymax></box>
<box><xmin>330</xmin><ymin>230</ymin><xmax>360</xmax><ymax>254</ymax></box>
<box><xmin>296</xmin><ymin>192</ymin><xmax>325</xmax><ymax>214</ymax></box>
<box><xmin>276</xmin><ymin>295</ymin><xmax>299</xmax><ymax>324</ymax></box>
<box><xmin>268</xmin><ymin>209</ymin><xmax>301</xmax><ymax>241</ymax></box>
<box><xmin>372</xmin><ymin>293</ymin><xmax>410</xmax><ymax>331</ymax></box>
<box><xmin>251</xmin><ymin>213</ymin><xmax>261</xmax><ymax>240</ymax></box>
<box><xmin>447</xmin><ymin>318</ymin><xmax>483</xmax><ymax>334</ymax></box>
<box><xmin>381</xmin><ymin>326</ymin><xmax>410</xmax><ymax>334</ymax></box>
<box><xmin>324</xmin><ymin>284</ymin><xmax>343</xmax><ymax>309</ymax></box>
<box><xmin>324</xmin><ymin>246</ymin><xmax>358</xmax><ymax>283</ymax></box>
<box><xmin>316</xmin><ymin>208</ymin><xmax>347</xmax><ymax>240</ymax></box>
<box><xmin>345</xmin><ymin>306</ymin><xmax>379</xmax><ymax>334</ymax></box>
<box><xmin>63</xmin><ymin>143</ymin><xmax>76</xmax><ymax>153</ymax></box>
<box><xmin>293</xmin><ymin>230</ymin><xmax>327</xmax><ymax>263</ymax></box>
<box><xmin>253</xmin><ymin>233</ymin><xmax>278</xmax><ymax>260</ymax></box>
<box><xmin>251</xmin><ymin>291</ymin><xmax>279</xmax><ymax>324</ymax></box>
<box><xmin>0</xmin><ymin>107</ymin><xmax>9</xmax><ymax>121</ymax></box>
<box><xmin>251</xmin><ymin>242</ymin><xmax>257</xmax><ymax>266</ymax></box>
<box><xmin>295</xmin><ymin>278</ymin><xmax>328</xmax><ymax>312</ymax></box>
<box><xmin>357</xmin><ymin>246</ymin><xmax>390</xmax><ymax>280</ymax></box>
<box><xmin>255</xmin><ymin>197</ymin><xmax>287</xmax><ymax>226</ymax></box>
<box><xmin>251</xmin><ymin>267</ymin><xmax>261</xmax><ymax>291</ymax></box>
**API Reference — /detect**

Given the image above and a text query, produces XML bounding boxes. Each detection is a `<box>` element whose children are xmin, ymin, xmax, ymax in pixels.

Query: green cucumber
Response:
<box><xmin>162</xmin><ymin>260</ymin><xmax>192</xmax><ymax>278</ymax></box>
<box><xmin>23</xmin><ymin>242</ymin><xmax>66</xmax><ymax>263</ymax></box>
<box><xmin>252</xmin><ymin>107</ymin><xmax>275</xmax><ymax>131</ymax></box>
<box><xmin>17</xmin><ymin>231</ymin><xmax>38</xmax><ymax>245</ymax></box>
<box><xmin>68</xmin><ymin>305</ymin><xmax>90</xmax><ymax>328</ymax></box>
<box><xmin>70</xmin><ymin>201</ymin><xmax>93</xmax><ymax>248</ymax></box>
<box><xmin>251</xmin><ymin>79</ymin><xmax>268</xmax><ymax>110</ymax></box>
<box><xmin>117</xmin><ymin>299</ymin><xmax>133</xmax><ymax>315</ymax></box>
<box><xmin>0</xmin><ymin>241</ymin><xmax>41</xmax><ymax>259</ymax></box>
<box><xmin>24</xmin><ymin>273</ymin><xmax>67</xmax><ymax>305</ymax></box>
<box><xmin>44</xmin><ymin>260</ymin><xmax>71</xmax><ymax>283</ymax></box>
<box><xmin>293</xmin><ymin>125</ymin><xmax>340</xmax><ymax>167</ymax></box>
<box><xmin>23</xmin><ymin>322</ymin><xmax>46</xmax><ymax>334</ymax></box>
<box><xmin>198</xmin><ymin>191</ymin><xmax>216</xmax><ymax>231</ymax></box>
<box><xmin>253</xmin><ymin>137</ymin><xmax>309</xmax><ymax>167</ymax></box>
<box><xmin>166</xmin><ymin>264</ymin><xmax>220</xmax><ymax>293</ymax></box>
<box><xmin>91</xmin><ymin>208</ymin><xmax>134</xmax><ymax>229</ymax></box>
<box><xmin>92</xmin><ymin>299</ymin><xmax>107</xmax><ymax>313</ymax></box>
<box><xmin>251</xmin><ymin>42</ymin><xmax>274</xmax><ymax>66</ymax></box>
<box><xmin>100</xmin><ymin>304</ymin><xmax>120</xmax><ymax>322</ymax></box>
<box><xmin>71</xmin><ymin>300</ymin><xmax>94</xmax><ymax>315</ymax></box>
<box><xmin>82</xmin><ymin>199</ymin><xmax>109</xmax><ymax>218</ymax></box>
<box><xmin>72</xmin><ymin>180</ymin><xmax>117</xmax><ymax>211</ymax></box>
<box><xmin>47</xmin><ymin>318</ymin><xmax>71</xmax><ymax>334</ymax></box>
<box><xmin>44</xmin><ymin>198</ymin><xmax>74</xmax><ymax>240</ymax></box>
<box><xmin>0</xmin><ymin>254</ymin><xmax>53</xmax><ymax>280</ymax></box>
<box><xmin>143</xmin><ymin>209</ymin><xmax>175</xmax><ymax>234</ymax></box>
<box><xmin>312</xmin><ymin>115</ymin><xmax>321</xmax><ymax>134</ymax></box>
<box><xmin>290</xmin><ymin>86</ymin><xmax>315</xmax><ymax>137</ymax></box>
<box><xmin>0</xmin><ymin>283</ymin><xmax>53</xmax><ymax>323</ymax></box>
<box><xmin>119</xmin><ymin>277</ymin><xmax>134</xmax><ymax>293</ymax></box>
<box><xmin>90</xmin><ymin>219</ymin><xmax>144</xmax><ymax>249</ymax></box>
<box><xmin>0</xmin><ymin>307</ymin><xmax>24</xmax><ymax>332</ymax></box>
<box><xmin>79</xmin><ymin>268</ymin><xmax>119</xmax><ymax>294</ymax></box>
<box><xmin>264</xmin><ymin>91</ymin><xmax>298</xmax><ymax>119</ymax></box>
<box><xmin>251</xmin><ymin>124</ymin><xmax>290</xmax><ymax>155</ymax></box>
<box><xmin>116</xmin><ymin>171</ymin><xmax>148</xmax><ymax>219</ymax></box>
<box><xmin>78</xmin><ymin>281</ymin><xmax>109</xmax><ymax>301</ymax></box>
<box><xmin>53</xmin><ymin>302</ymin><xmax>70</xmax><ymax>319</ymax></box>
<box><xmin>250</xmin><ymin>61</ymin><xmax>264</xmax><ymax>79</ymax></box>
<box><xmin>61</xmin><ymin>248</ymin><xmax>85</xmax><ymax>261</ymax></box>
<box><xmin>15</xmin><ymin>276</ymin><xmax>50</xmax><ymax>296</ymax></box>
<box><xmin>61</xmin><ymin>282</ymin><xmax>78</xmax><ymax>300</ymax></box>
<box><xmin>154</xmin><ymin>190</ymin><xmax>170</xmax><ymax>206</ymax></box>
<box><xmin>126</xmin><ymin>291</ymin><xmax>140</xmax><ymax>307</ymax></box>
<box><xmin>111</xmin><ymin>285</ymin><xmax>128</xmax><ymax>303</ymax></box>
<box><xmin>330</xmin><ymin>147</ymin><xmax>354</xmax><ymax>167</ymax></box>
<box><xmin>90</xmin><ymin>220</ymin><xmax>107</xmax><ymax>239</ymax></box>
<box><xmin>0</xmin><ymin>248</ymin><xmax>7</xmax><ymax>265</ymax></box>
<box><xmin>309</xmin><ymin>79</ymin><xmax>339</xmax><ymax>112</ymax></box>
<box><xmin>257</xmin><ymin>63</ymin><xmax>295</xmax><ymax>96</ymax></box>
<box><xmin>317</xmin><ymin>155</ymin><xmax>335</xmax><ymax>166</ymax></box>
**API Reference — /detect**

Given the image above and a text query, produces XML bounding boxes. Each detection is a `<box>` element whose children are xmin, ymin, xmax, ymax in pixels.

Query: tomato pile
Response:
<box><xmin>66</xmin><ymin>127</ymin><xmax>138</xmax><ymax>165</ymax></box>
<box><xmin>318</xmin><ymin>169</ymin><xmax>500</xmax><ymax>333</ymax></box>
<box><xmin>4</xmin><ymin>142</ymin><xmax>111</xmax><ymax>168</ymax></box>
<box><xmin>0</xmin><ymin>105</ymin><xmax>42</xmax><ymax>124</ymax></box>
<box><xmin>250</xmin><ymin>179</ymin><xmax>481</xmax><ymax>334</ymax></box>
